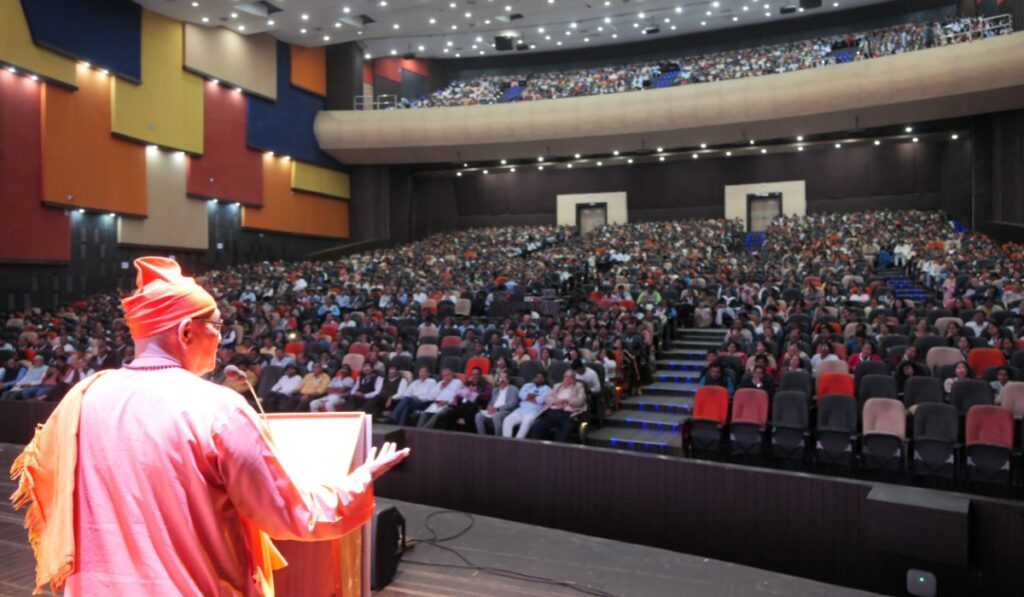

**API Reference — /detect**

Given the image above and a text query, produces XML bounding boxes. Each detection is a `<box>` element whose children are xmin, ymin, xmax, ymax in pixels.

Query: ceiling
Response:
<box><xmin>134</xmin><ymin>0</ymin><xmax>890</xmax><ymax>59</ymax></box>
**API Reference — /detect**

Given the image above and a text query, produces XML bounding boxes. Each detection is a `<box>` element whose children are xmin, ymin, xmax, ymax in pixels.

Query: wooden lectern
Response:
<box><xmin>263</xmin><ymin>412</ymin><xmax>373</xmax><ymax>597</ymax></box>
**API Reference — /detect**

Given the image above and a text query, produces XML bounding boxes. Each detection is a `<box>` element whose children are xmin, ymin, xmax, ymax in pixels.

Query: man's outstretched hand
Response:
<box><xmin>364</xmin><ymin>442</ymin><xmax>411</xmax><ymax>481</ymax></box>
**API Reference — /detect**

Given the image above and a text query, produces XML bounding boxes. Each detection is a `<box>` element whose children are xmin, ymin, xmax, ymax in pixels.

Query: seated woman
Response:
<box><xmin>942</xmin><ymin>361</ymin><xmax>972</xmax><ymax>395</ymax></box>
<box><xmin>527</xmin><ymin>370</ymin><xmax>587</xmax><ymax>443</ymax></box>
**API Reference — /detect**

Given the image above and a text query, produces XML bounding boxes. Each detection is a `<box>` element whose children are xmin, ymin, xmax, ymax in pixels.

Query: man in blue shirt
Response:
<box><xmin>501</xmin><ymin>371</ymin><xmax>550</xmax><ymax>439</ymax></box>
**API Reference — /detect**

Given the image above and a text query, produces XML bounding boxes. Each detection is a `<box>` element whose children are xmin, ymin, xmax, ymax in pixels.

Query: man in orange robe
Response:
<box><xmin>11</xmin><ymin>257</ymin><xmax>409</xmax><ymax>595</ymax></box>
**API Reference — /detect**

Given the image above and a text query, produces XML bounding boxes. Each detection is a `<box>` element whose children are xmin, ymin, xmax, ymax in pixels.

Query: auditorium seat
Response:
<box><xmin>1011</xmin><ymin>350</ymin><xmax>1024</xmax><ymax>372</ymax></box>
<box><xmin>440</xmin><ymin>346</ymin><xmax>464</xmax><ymax>361</ymax></box>
<box><xmin>517</xmin><ymin>360</ymin><xmax>546</xmax><ymax>382</ymax></box>
<box><xmin>933</xmin><ymin>317</ymin><xmax>964</xmax><ymax>336</ymax></box>
<box><xmin>465</xmin><ymin>356</ymin><xmax>491</xmax><ymax>376</ymax></box>
<box><xmin>950</xmin><ymin>379</ymin><xmax>995</xmax><ymax>415</ymax></box>
<box><xmin>853</xmin><ymin>360</ymin><xmax>890</xmax><ymax>390</ymax></box>
<box><xmin>420</xmin><ymin>300</ymin><xmax>438</xmax><ymax>316</ymax></box>
<box><xmin>999</xmin><ymin>382</ymin><xmax>1024</xmax><ymax>417</ymax></box>
<box><xmin>857</xmin><ymin>374</ymin><xmax>899</xmax><ymax>407</ymax></box>
<box><xmin>284</xmin><ymin>340</ymin><xmax>305</xmax><ymax>356</ymax></box>
<box><xmin>911</xmin><ymin>403</ymin><xmax>960</xmax><ymax>480</ymax></box>
<box><xmin>879</xmin><ymin>335</ymin><xmax>911</xmax><ymax>354</ymax></box>
<box><xmin>815</xmin><ymin>394</ymin><xmax>858</xmax><ymax>467</ymax></box>
<box><xmin>885</xmin><ymin>345</ymin><xmax>909</xmax><ymax>364</ymax></box>
<box><xmin>934</xmin><ymin>363</ymin><xmax>972</xmax><ymax>383</ymax></box>
<box><xmin>965</xmin><ymin>406</ymin><xmax>1014</xmax><ymax>484</ymax></box>
<box><xmin>416</xmin><ymin>344</ymin><xmax>439</xmax><ymax>360</ymax></box>
<box><xmin>903</xmin><ymin>376</ymin><xmax>944</xmax><ymax>410</ymax></box>
<box><xmin>814</xmin><ymin>359</ymin><xmax>849</xmax><ymax>378</ymax></box>
<box><xmin>729</xmin><ymin>388</ymin><xmax>769</xmax><ymax>457</ymax></box>
<box><xmin>389</xmin><ymin>355</ymin><xmax>414</xmax><ymax>373</ymax></box>
<box><xmin>771</xmin><ymin>391</ymin><xmax>811</xmax><ymax>461</ymax></box>
<box><xmin>967</xmin><ymin>348</ymin><xmax>1006</xmax><ymax>377</ymax></box>
<box><xmin>440</xmin><ymin>356</ymin><xmax>464</xmax><ymax>375</ymax></box>
<box><xmin>256</xmin><ymin>366</ymin><xmax>284</xmax><ymax>401</ymax></box>
<box><xmin>454</xmin><ymin>299</ymin><xmax>472</xmax><ymax>317</ymax></box>
<box><xmin>690</xmin><ymin>386</ymin><xmax>730</xmax><ymax>456</ymax></box>
<box><xmin>816</xmin><ymin>372</ymin><xmax>854</xmax><ymax>403</ymax></box>
<box><xmin>861</xmin><ymin>398</ymin><xmax>907</xmax><ymax>472</ymax></box>
<box><xmin>718</xmin><ymin>355</ymin><xmax>745</xmax><ymax>380</ymax></box>
<box><xmin>414</xmin><ymin>356</ymin><xmax>437</xmax><ymax>376</ymax></box>
<box><xmin>548</xmin><ymin>361</ymin><xmax>573</xmax><ymax>386</ymax></box>
<box><xmin>347</xmin><ymin>342</ymin><xmax>371</xmax><ymax>358</ymax></box>
<box><xmin>926</xmin><ymin>347</ymin><xmax>963</xmax><ymax>375</ymax></box>
<box><xmin>440</xmin><ymin>335</ymin><xmax>463</xmax><ymax>349</ymax></box>
<box><xmin>342</xmin><ymin>353</ymin><xmax>365</xmax><ymax>375</ymax></box>
<box><xmin>914</xmin><ymin>335</ymin><xmax>949</xmax><ymax>360</ymax></box>
<box><xmin>779</xmin><ymin>370</ymin><xmax>812</xmax><ymax>397</ymax></box>
<box><xmin>418</xmin><ymin>325</ymin><xmax>440</xmax><ymax>340</ymax></box>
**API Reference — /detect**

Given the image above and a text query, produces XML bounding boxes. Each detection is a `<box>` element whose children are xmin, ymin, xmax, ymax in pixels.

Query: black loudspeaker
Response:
<box><xmin>800</xmin><ymin>0</ymin><xmax>822</xmax><ymax>7</ymax></box>
<box><xmin>495</xmin><ymin>36</ymin><xmax>514</xmax><ymax>51</ymax></box>
<box><xmin>371</xmin><ymin>506</ymin><xmax>405</xmax><ymax>590</ymax></box>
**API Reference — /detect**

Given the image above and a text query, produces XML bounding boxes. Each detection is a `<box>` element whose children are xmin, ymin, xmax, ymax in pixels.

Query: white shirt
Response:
<box><xmin>574</xmin><ymin>368</ymin><xmax>601</xmax><ymax>394</ymax></box>
<box><xmin>402</xmin><ymin>378</ymin><xmax>438</xmax><ymax>402</ymax></box>
<box><xmin>271</xmin><ymin>374</ymin><xmax>303</xmax><ymax>395</ymax></box>
<box><xmin>424</xmin><ymin>378</ymin><xmax>464</xmax><ymax>413</ymax></box>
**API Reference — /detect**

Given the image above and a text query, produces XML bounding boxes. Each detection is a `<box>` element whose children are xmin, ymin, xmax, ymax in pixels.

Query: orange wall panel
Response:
<box><xmin>242</xmin><ymin>155</ymin><xmax>348</xmax><ymax>239</ymax></box>
<box><xmin>290</xmin><ymin>44</ymin><xmax>326</xmax><ymax>97</ymax></box>
<box><xmin>41</xmin><ymin>66</ymin><xmax>146</xmax><ymax>215</ymax></box>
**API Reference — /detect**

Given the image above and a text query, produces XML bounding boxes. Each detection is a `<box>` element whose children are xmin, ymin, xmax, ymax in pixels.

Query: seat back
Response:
<box><xmin>965</xmin><ymin>405</ymin><xmax>1014</xmax><ymax>449</ymax></box>
<box><xmin>863</xmin><ymin>398</ymin><xmax>906</xmax><ymax>439</ymax></box>
<box><xmin>416</xmin><ymin>344</ymin><xmax>439</xmax><ymax>359</ymax></box>
<box><xmin>779</xmin><ymin>370</ymin><xmax>812</xmax><ymax>396</ymax></box>
<box><xmin>548</xmin><ymin>361</ymin><xmax>573</xmax><ymax>386</ymax></box>
<box><xmin>284</xmin><ymin>340</ymin><xmax>305</xmax><ymax>356</ymax></box>
<box><xmin>926</xmin><ymin>309</ymin><xmax>954</xmax><ymax>324</ymax></box>
<box><xmin>817</xmin><ymin>394</ymin><xmax>857</xmax><ymax>432</ymax></box>
<box><xmin>341</xmin><ymin>353</ymin><xmax>365</xmax><ymax>374</ymax></box>
<box><xmin>389</xmin><ymin>355</ymin><xmax>414</xmax><ymax>373</ymax></box>
<box><xmin>816</xmin><ymin>372</ymin><xmax>854</xmax><ymax>402</ymax></box>
<box><xmin>933</xmin><ymin>317</ymin><xmax>964</xmax><ymax>336</ymax></box>
<box><xmin>465</xmin><ymin>356</ymin><xmax>491</xmax><ymax>376</ymax></box>
<box><xmin>950</xmin><ymin>379</ymin><xmax>995</xmax><ymax>414</ymax></box>
<box><xmin>731</xmin><ymin>389</ymin><xmax>769</xmax><ymax>425</ymax></box>
<box><xmin>1012</xmin><ymin>350</ymin><xmax>1024</xmax><ymax>372</ymax></box>
<box><xmin>879</xmin><ymin>335</ymin><xmax>911</xmax><ymax>354</ymax></box>
<box><xmin>967</xmin><ymin>348</ymin><xmax>1006</xmax><ymax>376</ymax></box>
<box><xmin>926</xmin><ymin>347</ymin><xmax>962</xmax><ymax>374</ymax></box>
<box><xmin>694</xmin><ymin>386</ymin><xmax>730</xmax><ymax>424</ymax></box>
<box><xmin>914</xmin><ymin>335</ymin><xmax>949</xmax><ymax>359</ymax></box>
<box><xmin>857</xmin><ymin>374</ymin><xmax>898</xmax><ymax>404</ymax></box>
<box><xmin>517</xmin><ymin>359</ymin><xmax>545</xmax><ymax>382</ymax></box>
<box><xmin>256</xmin><ymin>366</ymin><xmax>284</xmax><ymax>398</ymax></box>
<box><xmin>1000</xmin><ymin>382</ymin><xmax>1024</xmax><ymax>417</ymax></box>
<box><xmin>854</xmin><ymin>360</ymin><xmax>890</xmax><ymax>388</ymax></box>
<box><xmin>718</xmin><ymin>355</ymin><xmax>744</xmax><ymax>378</ymax></box>
<box><xmin>439</xmin><ymin>355</ymin><xmax>464</xmax><ymax>375</ymax></box>
<box><xmin>772</xmin><ymin>391</ymin><xmax>809</xmax><ymax>428</ymax></box>
<box><xmin>440</xmin><ymin>335</ymin><xmax>463</xmax><ymax>349</ymax></box>
<box><xmin>913</xmin><ymin>403</ymin><xmax>960</xmax><ymax>441</ymax></box>
<box><xmin>440</xmin><ymin>345</ymin><xmax>464</xmax><ymax>360</ymax></box>
<box><xmin>814</xmin><ymin>359</ymin><xmax>849</xmax><ymax>377</ymax></box>
<box><xmin>414</xmin><ymin>356</ymin><xmax>437</xmax><ymax>375</ymax></box>
<box><xmin>347</xmin><ymin>342</ymin><xmax>371</xmax><ymax>357</ymax></box>
<box><xmin>418</xmin><ymin>325</ymin><xmax>440</xmax><ymax>339</ymax></box>
<box><xmin>903</xmin><ymin>376</ymin><xmax>944</xmax><ymax>407</ymax></box>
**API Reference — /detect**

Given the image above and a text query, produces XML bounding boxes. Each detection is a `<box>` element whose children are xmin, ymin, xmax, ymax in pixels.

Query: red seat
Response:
<box><xmin>966</xmin><ymin>405</ymin><xmax>1014</xmax><ymax>450</ymax></box>
<box><xmin>284</xmin><ymin>340</ymin><xmax>305</xmax><ymax>356</ymax></box>
<box><xmin>816</xmin><ymin>372</ymin><xmax>854</xmax><ymax>403</ymax></box>
<box><xmin>731</xmin><ymin>389</ymin><xmax>769</xmax><ymax>425</ymax></box>
<box><xmin>348</xmin><ymin>342</ymin><xmax>371</xmax><ymax>358</ymax></box>
<box><xmin>464</xmin><ymin>356</ymin><xmax>491</xmax><ymax>376</ymax></box>
<box><xmin>693</xmin><ymin>386</ymin><xmax>730</xmax><ymax>425</ymax></box>
<box><xmin>967</xmin><ymin>348</ymin><xmax>1005</xmax><ymax>377</ymax></box>
<box><xmin>440</xmin><ymin>336</ymin><xmax>462</xmax><ymax>349</ymax></box>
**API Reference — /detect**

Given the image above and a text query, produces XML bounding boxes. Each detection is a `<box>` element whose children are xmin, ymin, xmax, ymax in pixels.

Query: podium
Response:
<box><xmin>263</xmin><ymin>412</ymin><xmax>373</xmax><ymax>597</ymax></box>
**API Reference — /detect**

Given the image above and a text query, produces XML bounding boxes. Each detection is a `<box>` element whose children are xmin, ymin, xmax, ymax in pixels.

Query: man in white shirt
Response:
<box><xmin>417</xmin><ymin>368</ymin><xmax>464</xmax><ymax>428</ymax></box>
<box><xmin>389</xmin><ymin>367</ymin><xmax>438</xmax><ymax>426</ymax></box>
<box><xmin>268</xmin><ymin>348</ymin><xmax>294</xmax><ymax>369</ymax></box>
<box><xmin>263</xmin><ymin>364</ymin><xmax>302</xmax><ymax>411</ymax></box>
<box><xmin>309</xmin><ymin>364</ymin><xmax>355</xmax><ymax>412</ymax></box>
<box><xmin>475</xmin><ymin>373</ymin><xmax>519</xmax><ymax>435</ymax></box>
<box><xmin>502</xmin><ymin>371</ymin><xmax>551</xmax><ymax>439</ymax></box>
<box><xmin>965</xmin><ymin>311</ymin><xmax>988</xmax><ymax>338</ymax></box>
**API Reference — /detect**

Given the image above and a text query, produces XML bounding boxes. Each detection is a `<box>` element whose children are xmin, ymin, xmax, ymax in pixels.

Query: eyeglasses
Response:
<box><xmin>193</xmin><ymin>317</ymin><xmax>225</xmax><ymax>329</ymax></box>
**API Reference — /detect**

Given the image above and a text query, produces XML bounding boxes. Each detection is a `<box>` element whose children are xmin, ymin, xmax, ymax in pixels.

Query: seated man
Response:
<box><xmin>475</xmin><ymin>372</ymin><xmax>519</xmax><ymax>435</ymax></box>
<box><xmin>502</xmin><ymin>371</ymin><xmax>551</xmax><ymax>439</ymax></box>
<box><xmin>1</xmin><ymin>355</ymin><xmax>49</xmax><ymax>401</ymax></box>
<box><xmin>262</xmin><ymin>364</ymin><xmax>303</xmax><ymax>411</ymax></box>
<box><xmin>417</xmin><ymin>368</ymin><xmax>464</xmax><ymax>429</ymax></box>
<box><xmin>528</xmin><ymin>370</ymin><xmax>587</xmax><ymax>443</ymax></box>
<box><xmin>309</xmin><ymin>364</ymin><xmax>355</xmax><ymax>412</ymax></box>
<box><xmin>348</xmin><ymin>363</ymin><xmax>382</xmax><ymax>413</ymax></box>
<box><xmin>363</xmin><ymin>364</ymin><xmax>408</xmax><ymax>419</ymax></box>
<box><xmin>437</xmin><ymin>367</ymin><xmax>492</xmax><ymax>431</ymax></box>
<box><xmin>0</xmin><ymin>356</ymin><xmax>27</xmax><ymax>392</ymax></box>
<box><xmin>739</xmin><ymin>364</ymin><xmax>775</xmax><ymax>398</ymax></box>
<box><xmin>292</xmin><ymin>362</ymin><xmax>332</xmax><ymax>412</ymax></box>
<box><xmin>573</xmin><ymin>359</ymin><xmax>602</xmax><ymax>408</ymax></box>
<box><xmin>698</xmin><ymin>363</ymin><xmax>735</xmax><ymax>397</ymax></box>
<box><xmin>389</xmin><ymin>366</ymin><xmax>437</xmax><ymax>426</ymax></box>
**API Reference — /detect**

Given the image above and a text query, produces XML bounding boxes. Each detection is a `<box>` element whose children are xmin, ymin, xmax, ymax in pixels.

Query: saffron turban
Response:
<box><xmin>122</xmin><ymin>257</ymin><xmax>217</xmax><ymax>340</ymax></box>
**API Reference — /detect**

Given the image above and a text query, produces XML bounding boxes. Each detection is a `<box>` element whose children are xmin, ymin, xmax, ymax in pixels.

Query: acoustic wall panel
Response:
<box><xmin>187</xmin><ymin>81</ymin><xmax>264</xmax><ymax>205</ymax></box>
<box><xmin>119</xmin><ymin>148</ymin><xmax>209</xmax><ymax>250</ymax></box>
<box><xmin>0</xmin><ymin>70</ymin><xmax>70</xmax><ymax>262</ymax></box>
<box><xmin>184</xmin><ymin>25</ymin><xmax>277</xmax><ymax>100</ymax></box>
<box><xmin>247</xmin><ymin>42</ymin><xmax>337</xmax><ymax>168</ymax></box>
<box><xmin>291</xmin><ymin>161</ymin><xmax>350</xmax><ymax>199</ymax></box>
<box><xmin>111</xmin><ymin>10</ymin><xmax>203</xmax><ymax>154</ymax></box>
<box><xmin>42</xmin><ymin>67</ymin><xmax>147</xmax><ymax>215</ymax></box>
<box><xmin>290</xmin><ymin>44</ymin><xmax>326</xmax><ymax>97</ymax></box>
<box><xmin>242</xmin><ymin>155</ymin><xmax>348</xmax><ymax>239</ymax></box>
<box><xmin>19</xmin><ymin>0</ymin><xmax>141</xmax><ymax>81</ymax></box>
<box><xmin>0</xmin><ymin>0</ymin><xmax>76</xmax><ymax>87</ymax></box>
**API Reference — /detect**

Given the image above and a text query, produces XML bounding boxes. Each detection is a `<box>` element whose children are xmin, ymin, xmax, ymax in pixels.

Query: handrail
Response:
<box><xmin>940</xmin><ymin>14</ymin><xmax>1013</xmax><ymax>42</ymax></box>
<box><xmin>353</xmin><ymin>94</ymin><xmax>399</xmax><ymax>111</ymax></box>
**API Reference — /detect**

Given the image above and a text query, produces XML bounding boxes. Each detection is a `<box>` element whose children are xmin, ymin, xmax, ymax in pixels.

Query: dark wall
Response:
<box><xmin>374</xmin><ymin>428</ymin><xmax>1024</xmax><ymax>597</ymax></box>
<box><xmin>971</xmin><ymin>109</ymin><xmax>1024</xmax><ymax>240</ymax></box>
<box><xmin>325</xmin><ymin>42</ymin><xmax>364</xmax><ymax>110</ymax></box>
<box><xmin>0</xmin><ymin>202</ymin><xmax>340</xmax><ymax>311</ymax></box>
<box><xmin>406</xmin><ymin>138</ymin><xmax>954</xmax><ymax>232</ymax></box>
<box><xmin>446</xmin><ymin>0</ymin><xmax>955</xmax><ymax>80</ymax></box>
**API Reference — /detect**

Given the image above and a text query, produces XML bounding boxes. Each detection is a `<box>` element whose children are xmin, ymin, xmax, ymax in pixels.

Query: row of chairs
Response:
<box><xmin>689</xmin><ymin>386</ymin><xmax>1019</xmax><ymax>484</ymax></box>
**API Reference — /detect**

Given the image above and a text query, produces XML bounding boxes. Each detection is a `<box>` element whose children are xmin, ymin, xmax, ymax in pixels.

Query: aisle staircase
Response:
<box><xmin>877</xmin><ymin>268</ymin><xmax>931</xmax><ymax>303</ymax></box>
<box><xmin>500</xmin><ymin>85</ymin><xmax>525</xmax><ymax>102</ymax></box>
<box><xmin>744</xmin><ymin>231</ymin><xmax>766</xmax><ymax>251</ymax></box>
<box><xmin>586</xmin><ymin>328</ymin><xmax>727</xmax><ymax>456</ymax></box>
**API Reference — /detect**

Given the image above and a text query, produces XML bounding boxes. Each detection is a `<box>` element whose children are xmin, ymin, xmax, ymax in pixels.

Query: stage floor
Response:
<box><xmin>375</xmin><ymin>498</ymin><xmax>879</xmax><ymax>597</ymax></box>
<box><xmin>0</xmin><ymin>444</ymin><xmax>876</xmax><ymax>596</ymax></box>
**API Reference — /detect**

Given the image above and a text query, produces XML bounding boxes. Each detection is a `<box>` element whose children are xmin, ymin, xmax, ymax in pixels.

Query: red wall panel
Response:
<box><xmin>372</xmin><ymin>57</ymin><xmax>429</xmax><ymax>83</ymax></box>
<box><xmin>0</xmin><ymin>71</ymin><xmax>70</xmax><ymax>262</ymax></box>
<box><xmin>187</xmin><ymin>81</ymin><xmax>263</xmax><ymax>205</ymax></box>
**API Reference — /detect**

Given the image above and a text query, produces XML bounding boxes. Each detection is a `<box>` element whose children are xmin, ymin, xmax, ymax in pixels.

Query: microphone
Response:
<box><xmin>225</xmin><ymin>365</ymin><xmax>268</xmax><ymax>419</ymax></box>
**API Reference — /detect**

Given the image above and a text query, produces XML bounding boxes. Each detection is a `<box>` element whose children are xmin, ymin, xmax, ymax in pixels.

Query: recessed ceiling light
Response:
<box><xmin>638</xmin><ymin>12</ymin><xmax>646</xmax><ymax>18</ymax></box>
<box><xmin>238</xmin><ymin>25</ymin><xmax>245</xmax><ymax>31</ymax></box>
<box><xmin>726</xmin><ymin>151</ymin><xmax>732</xmax><ymax>156</ymax></box>
<box><xmin>692</xmin><ymin>153</ymin><xmax>698</xmax><ymax>159</ymax></box>
<box><xmin>471</xmin><ymin>44</ymin><xmax>478</xmax><ymax>49</ymax></box>
<box><xmin>732</xmin><ymin>16</ymin><xmax>738</xmax><ymax>21</ymax></box>
<box><xmin>457</xmin><ymin>171</ymin><xmax>464</xmax><ymax>177</ymax></box>
<box><xmin>267</xmin><ymin>19</ymin><xmax>274</xmax><ymax>26</ymax></box>
<box><xmin>676</xmin><ymin>6</ymin><xmax>683</xmax><ymax>13</ymax></box>
<box><xmin>701</xmin><ymin>21</ymin><xmax>707</xmax><ymax>26</ymax></box>
<box><xmin>951</xmin><ymin>133</ymin><xmax>959</xmax><ymax>140</ymax></box>
<box><xmin>343</xmin><ymin>7</ymin><xmax>351</xmax><ymax>14</ymax></box>
<box><xmin>835</xmin><ymin>143</ymin><xmax>842</xmax><ymax>149</ymax></box>
<box><xmin>191</xmin><ymin>1</ymin><xmax>198</xmax><ymax>6</ymax></box>
<box><xmin>358</xmin><ymin>30</ymin><xmax>363</xmax><ymax>35</ymax></box>
<box><xmin>833</xmin><ymin>1</ymin><xmax>839</xmax><ymax>6</ymax></box>
<box><xmin>612</xmin><ymin>33</ymin><xmax>618</xmax><ymax>38</ymax></box>
<box><xmin>874</xmin><ymin>140</ymin><xmax>881</xmax><ymax>146</ymax></box>
<box><xmin>760</xmin><ymin>148</ymin><xmax>767</xmax><ymax>154</ymax></box>
<box><xmin>500</xmin><ymin>159</ymin><xmax>507</xmax><ymax>164</ymax></box>
<box><xmin>538</xmin><ymin>26</ymin><xmax>545</xmax><ymax>33</ymax></box>
<box><xmin>530</xmin><ymin>44</ymin><xmax>536</xmax><ymax>48</ymax></box>
<box><xmin>538</xmin><ymin>165</ymin><xmax>545</xmax><ymax>170</ymax></box>
<box><xmin>743</xmin><ymin>5</ymin><xmax>749</xmax><ymax>10</ymax></box>
<box><xmin>505</xmin><ymin>5</ymin><xmax>512</xmax><ymax>11</ymax></box>
<box><xmin>749</xmin><ymin>140</ymin><xmax>755</xmax><ymax>145</ymax></box>
<box><xmin>201</xmin><ymin>16</ymin><xmax>209</xmax><ymax>23</ymax></box>
<box><xmin>612</xmin><ymin>150</ymin><xmax>620</xmax><ymax>155</ymax></box>
<box><xmin>584</xmin><ymin>37</ymin><xmax>590</xmax><ymax>42</ymax></box>
<box><xmin>365</xmin><ymin>52</ymin><xmax>372</xmax><ymax>59</ymax></box>
<box><xmin>465</xmin><ymin>11</ymin><xmax>472</xmax><ymax>18</ymax></box>
<box><xmin>485</xmin><ymin>19</ymin><xmax>491</xmax><ymax>24</ymax></box>
<box><xmin>455</xmin><ymin>53</ymin><xmax>460</xmax><ymax>57</ymax></box>
<box><xmin>765</xmin><ymin>12</ymin><xmax>771</xmax><ymax>17</ymax></box>
<box><xmin>905</xmin><ymin>126</ymin><xmax>913</xmax><ymax>133</ymax></box>
<box><xmin>300</xmin><ymin>28</ymin><xmax>307</xmax><ymax>33</ymax></box>
<box><xmin>574</xmin><ymin>153</ymin><xmax>581</xmax><ymax>158</ymax></box>
<box><xmin>671</xmin><ymin>25</ymin><xmax>677</xmax><ymax>30</ymax></box>
<box><xmin>664</xmin><ymin>18</ymin><xmax>670</xmax><ymax>23</ymax></box>
<box><xmin>556</xmin><ymin>41</ymin><xmax>562</xmax><ymax>45</ymax></box>
<box><xmin>230</xmin><ymin>12</ymin><xmax>238</xmax><ymax>18</ymax></box>
<box><xmin>596</xmin><ymin>161</ymin><xmax>603</xmax><ymax>166</ymax></box>
<box><xmin>798</xmin><ymin>146</ymin><xmax>804</xmax><ymax>151</ymax></box>
<box><xmin>656</xmin><ymin>146</ymin><xmax>664</xmax><ymax>152</ymax></box>
<box><xmin>570</xmin><ymin>22</ymin><xmax>578</xmax><ymax>28</ymax></box>
<box><xmin>443</xmin><ymin>48</ymin><xmax>449</xmax><ymax>53</ymax></box>
<box><xmin>334</xmin><ymin>22</ymin><xmax>341</xmax><ymax>28</ymax></box>
<box><xmin>700</xmin><ymin>143</ymin><xmax>707</xmax><ymax>149</ymax></box>
<box><xmin>567</xmin><ymin>164</ymin><xmax>573</xmax><ymax>168</ymax></box>
<box><xmin>323</xmin><ymin>35</ymin><xmax>330</xmax><ymax>41</ymax></box>
<box><xmin>390</xmin><ymin>49</ymin><xmax>397</xmax><ymax>55</ymax></box>
<box><xmin>912</xmin><ymin>137</ymin><xmax>919</xmax><ymax>143</ymax></box>
<box><xmin>418</xmin><ymin>45</ymin><xmax>425</xmax><ymax>51</ymax></box>
<box><xmin>627</xmin><ymin>158</ymin><xmax>634</xmax><ymax>164</ymax></box>
<box><xmin>475</xmin><ymin>36</ymin><xmax>483</xmax><ymax>42</ymax></box>
<box><xmin>537</xmin><ymin>156</ymin><xmax>544</xmax><ymax>162</ymax></box>
<box><xmin>510</xmin><ymin>167</ymin><xmax>516</xmax><ymax>172</ymax></box>
<box><xmin>658</xmin><ymin>156</ymin><xmax>665</xmax><ymax>161</ymax></box>
<box><xmin>796</xmin><ymin>135</ymin><xmax>803</xmax><ymax>141</ymax></box>
<box><xmin>565</xmin><ymin>31</ymin><xmax>571</xmax><ymax>36</ymax></box>
<box><xmin>429</xmin><ymin>17</ymin><xmax>437</xmax><ymax>24</ymax></box>
<box><xmin>712</xmin><ymin>1</ymin><xmax>720</xmax><ymax>6</ymax></box>
<box><xmin>483</xmin><ymin>169</ymin><xmax>489</xmax><ymax>174</ymax></box>
<box><xmin>634</xmin><ymin>22</ymin><xmax>639</xmax><ymax>28</ymax></box>
<box><xmin>301</xmin><ymin>13</ymin><xmax>309</xmax><ymax>20</ymax></box>
<box><xmin>706</xmin><ymin>10</ymin><xmax>712</xmax><ymax>16</ymax></box>
<box><xmin>449</xmin><ymin>2</ymin><xmax>456</xmax><ymax>7</ymax></box>
<box><xmin>393</xmin><ymin>23</ymin><xmax>400</xmax><ymax>29</ymax></box>
<box><xmin>463</xmin><ymin>163</ymin><xmax>468</xmax><ymax>167</ymax></box>
<box><xmin>451</xmin><ymin>24</ymin><xmax>458</xmax><ymax>29</ymax></box>
<box><xmin>380</xmin><ymin>0</ymin><xmax>387</xmax><ymax>5</ymax></box>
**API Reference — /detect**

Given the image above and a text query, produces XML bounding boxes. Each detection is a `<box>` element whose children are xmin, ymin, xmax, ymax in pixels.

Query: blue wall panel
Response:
<box><xmin>247</xmin><ymin>42</ymin><xmax>338</xmax><ymax>168</ymax></box>
<box><xmin>20</xmin><ymin>0</ymin><xmax>141</xmax><ymax>81</ymax></box>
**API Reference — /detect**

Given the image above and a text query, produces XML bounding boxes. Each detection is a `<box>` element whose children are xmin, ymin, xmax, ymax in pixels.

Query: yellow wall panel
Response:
<box><xmin>291</xmin><ymin>160</ymin><xmax>350</xmax><ymax>199</ymax></box>
<box><xmin>118</xmin><ymin>147</ymin><xmax>209</xmax><ymax>250</ymax></box>
<box><xmin>111</xmin><ymin>10</ymin><xmax>203</xmax><ymax>154</ymax></box>
<box><xmin>243</xmin><ymin>155</ymin><xmax>349</xmax><ymax>239</ymax></box>
<box><xmin>0</xmin><ymin>0</ymin><xmax>76</xmax><ymax>87</ymax></box>
<box><xmin>183</xmin><ymin>25</ymin><xmax>276</xmax><ymax>100</ymax></box>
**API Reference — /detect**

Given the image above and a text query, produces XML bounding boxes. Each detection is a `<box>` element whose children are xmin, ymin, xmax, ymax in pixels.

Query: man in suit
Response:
<box><xmin>475</xmin><ymin>372</ymin><xmax>519</xmax><ymax>435</ymax></box>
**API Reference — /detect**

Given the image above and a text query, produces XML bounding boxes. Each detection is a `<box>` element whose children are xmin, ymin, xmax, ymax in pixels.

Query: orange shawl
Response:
<box><xmin>10</xmin><ymin>372</ymin><xmax>286</xmax><ymax>595</ymax></box>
